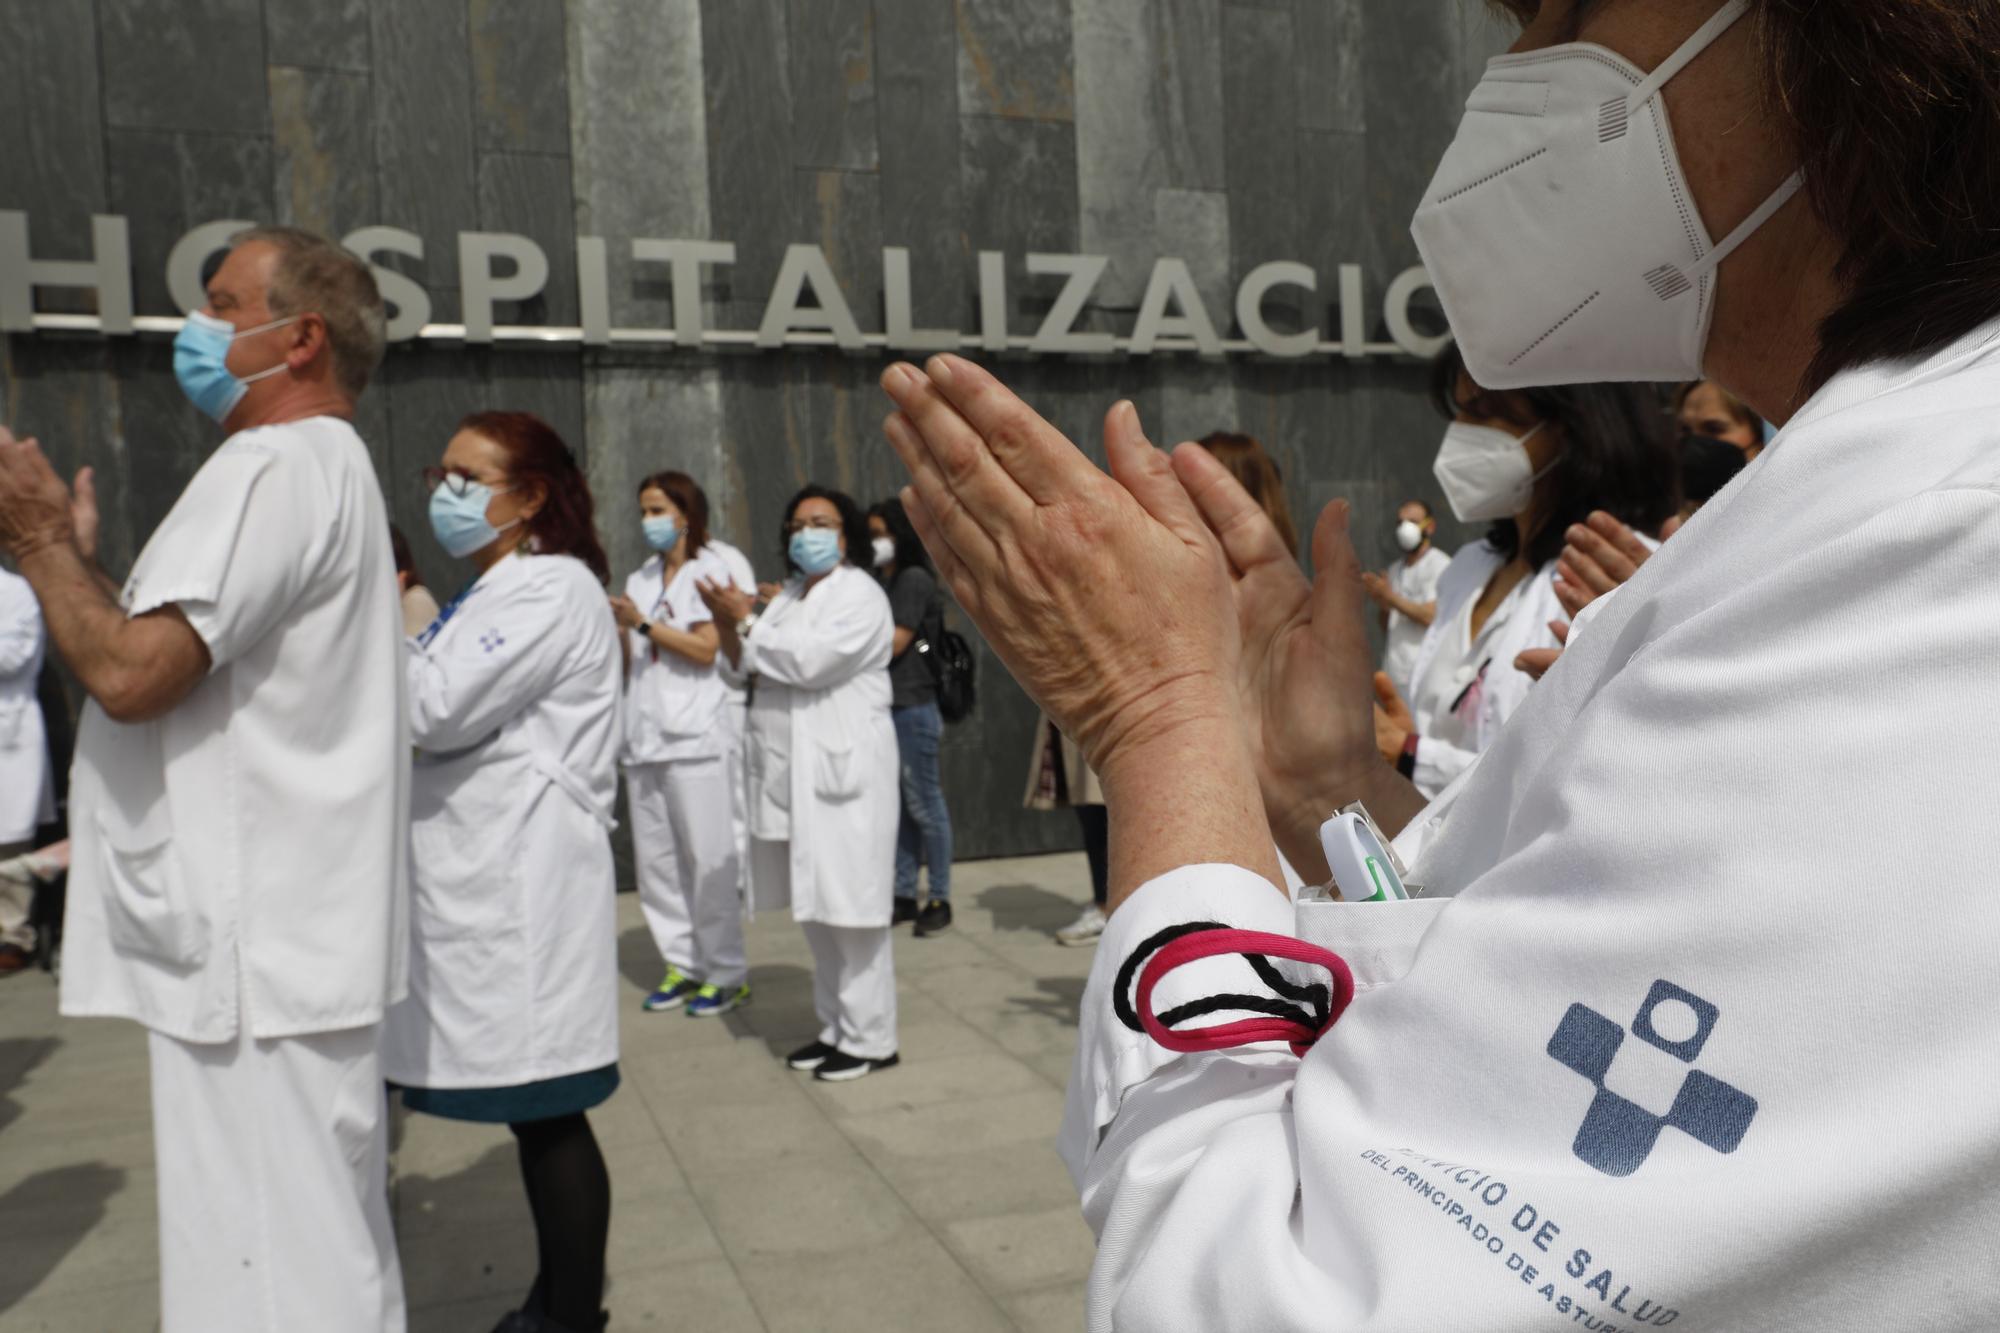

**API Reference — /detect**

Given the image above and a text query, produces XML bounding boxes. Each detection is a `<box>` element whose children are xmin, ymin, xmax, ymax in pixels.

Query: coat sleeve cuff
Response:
<box><xmin>1058</xmin><ymin>862</ymin><xmax>1298</xmax><ymax>1185</ymax></box>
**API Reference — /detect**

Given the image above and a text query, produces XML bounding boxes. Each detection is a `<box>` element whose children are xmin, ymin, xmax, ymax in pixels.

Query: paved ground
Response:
<box><xmin>0</xmin><ymin>852</ymin><xmax>1102</xmax><ymax>1332</ymax></box>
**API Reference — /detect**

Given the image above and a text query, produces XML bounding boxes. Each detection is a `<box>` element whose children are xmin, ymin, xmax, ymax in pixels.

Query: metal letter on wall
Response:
<box><xmin>632</xmin><ymin>239</ymin><xmax>736</xmax><ymax>347</ymax></box>
<box><xmin>882</xmin><ymin>247</ymin><xmax>958</xmax><ymax>352</ymax></box>
<box><xmin>1235</xmin><ymin>261</ymin><xmax>1319</xmax><ymax>359</ymax></box>
<box><xmin>577</xmin><ymin>237</ymin><xmax>611</xmax><ymax>345</ymax></box>
<box><xmin>343</xmin><ymin>227</ymin><xmax>433</xmax><ymax>342</ymax></box>
<box><xmin>460</xmin><ymin>232</ymin><xmax>552</xmax><ymax>343</ymax></box>
<box><xmin>1024</xmin><ymin>254</ymin><xmax>1114</xmax><ymax>354</ymax></box>
<box><xmin>0</xmin><ymin>212</ymin><xmax>136</xmax><ymax>334</ymax></box>
<box><xmin>1384</xmin><ymin>266</ymin><xmax>1452</xmax><ymax>359</ymax></box>
<box><xmin>977</xmin><ymin>251</ymin><xmax>1008</xmax><ymax>352</ymax></box>
<box><xmin>756</xmin><ymin>244</ymin><xmax>863</xmax><ymax>350</ymax></box>
<box><xmin>1129</xmin><ymin>258</ymin><xmax>1222</xmax><ymax>356</ymax></box>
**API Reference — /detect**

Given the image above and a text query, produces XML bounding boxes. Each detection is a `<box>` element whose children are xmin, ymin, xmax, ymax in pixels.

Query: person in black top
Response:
<box><xmin>868</xmin><ymin>498</ymin><xmax>955</xmax><ymax>937</ymax></box>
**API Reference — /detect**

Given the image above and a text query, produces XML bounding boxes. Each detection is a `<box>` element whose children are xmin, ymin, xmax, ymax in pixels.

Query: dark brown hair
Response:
<box><xmin>1194</xmin><ymin>431</ymin><xmax>1299</xmax><ymax>558</ymax></box>
<box><xmin>1672</xmin><ymin>379</ymin><xmax>1764</xmax><ymax>437</ymax></box>
<box><xmin>1485</xmin><ymin>1</ymin><xmax>2000</xmax><ymax>390</ymax></box>
<box><xmin>458</xmin><ymin>411</ymin><xmax>610</xmax><ymax>586</ymax></box>
<box><xmin>636</xmin><ymin>470</ymin><xmax>712</xmax><ymax>557</ymax></box>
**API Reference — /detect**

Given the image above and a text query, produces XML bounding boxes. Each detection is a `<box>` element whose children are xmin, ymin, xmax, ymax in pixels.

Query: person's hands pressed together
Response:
<box><xmin>608</xmin><ymin>594</ymin><xmax>644</xmax><ymax>631</ymax></box>
<box><xmin>1557</xmin><ymin>511</ymin><xmax>1652</xmax><ymax>611</ymax></box>
<box><xmin>879</xmin><ymin>354</ymin><xmax>1279</xmax><ymax>903</ymax></box>
<box><xmin>1171</xmin><ymin>445</ymin><xmax>1428</xmax><ymax>880</ymax></box>
<box><xmin>1372</xmin><ymin>672</ymin><xmax>1415</xmax><ymax>765</ymax></box>
<box><xmin>0</xmin><ymin>427</ymin><xmax>79</xmax><ymax>561</ymax></box>
<box><xmin>696</xmin><ymin>577</ymin><xmax>753</xmax><ymax>624</ymax></box>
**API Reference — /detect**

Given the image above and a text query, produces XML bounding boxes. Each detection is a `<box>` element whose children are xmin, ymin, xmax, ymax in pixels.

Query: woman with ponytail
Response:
<box><xmin>385</xmin><ymin>411</ymin><xmax>621</xmax><ymax>1333</ymax></box>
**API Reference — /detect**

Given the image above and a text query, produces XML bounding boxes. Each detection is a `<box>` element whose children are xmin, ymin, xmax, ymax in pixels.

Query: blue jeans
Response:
<box><xmin>892</xmin><ymin>702</ymin><xmax>953</xmax><ymax>901</ymax></box>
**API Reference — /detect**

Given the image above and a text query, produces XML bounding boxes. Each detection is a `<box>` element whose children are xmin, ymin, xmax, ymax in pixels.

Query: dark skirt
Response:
<box><xmin>398</xmin><ymin>1063</ymin><xmax>620</xmax><ymax>1124</ymax></box>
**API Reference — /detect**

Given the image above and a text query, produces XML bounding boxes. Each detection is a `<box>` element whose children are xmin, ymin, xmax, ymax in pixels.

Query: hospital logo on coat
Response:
<box><xmin>1546</xmin><ymin>979</ymin><xmax>1758</xmax><ymax>1178</ymax></box>
<box><xmin>479</xmin><ymin>629</ymin><xmax>506</xmax><ymax>653</ymax></box>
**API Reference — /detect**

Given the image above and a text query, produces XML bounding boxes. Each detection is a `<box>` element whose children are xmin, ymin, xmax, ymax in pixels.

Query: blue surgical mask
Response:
<box><xmin>642</xmin><ymin>516</ymin><xmax>681</xmax><ymax>552</ymax></box>
<box><xmin>789</xmin><ymin>527</ymin><xmax>842</xmax><ymax>575</ymax></box>
<box><xmin>173</xmin><ymin>310</ymin><xmax>297</xmax><ymax>423</ymax></box>
<box><xmin>429</xmin><ymin>480</ymin><xmax>518</xmax><ymax>559</ymax></box>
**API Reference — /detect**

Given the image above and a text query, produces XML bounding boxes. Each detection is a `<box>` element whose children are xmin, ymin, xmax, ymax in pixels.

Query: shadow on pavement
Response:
<box><xmin>977</xmin><ymin>882</ymin><xmax>1086</xmax><ymax>938</ymax></box>
<box><xmin>1014</xmin><ymin>976</ymin><xmax>1086</xmax><ymax>1028</ymax></box>
<box><xmin>0</xmin><ymin>1036</ymin><xmax>61</xmax><ymax>1139</ymax></box>
<box><xmin>0</xmin><ymin>1162</ymin><xmax>126</xmax><ymax>1314</ymax></box>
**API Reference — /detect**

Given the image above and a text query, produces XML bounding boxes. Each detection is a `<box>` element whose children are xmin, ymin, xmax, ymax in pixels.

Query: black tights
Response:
<box><xmin>511</xmin><ymin>1113</ymin><xmax>610</xmax><ymax>1331</ymax></box>
<box><xmin>1077</xmin><ymin>804</ymin><xmax>1110</xmax><ymax>908</ymax></box>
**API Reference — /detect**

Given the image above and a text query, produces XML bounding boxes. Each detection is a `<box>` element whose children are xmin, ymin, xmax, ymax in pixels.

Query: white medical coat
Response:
<box><xmin>1381</xmin><ymin>545</ymin><xmax>1452</xmax><ymax>698</ymax></box>
<box><xmin>0</xmin><ymin>568</ymin><xmax>54</xmax><ymax>843</ymax></box>
<box><xmin>1061</xmin><ymin>317</ymin><xmax>2000</xmax><ymax>1330</ymax></box>
<box><xmin>61</xmin><ymin>416</ymin><xmax>410</xmax><ymax>1042</ymax></box>
<box><xmin>620</xmin><ymin>551</ymin><xmax>728</xmax><ymax>765</ymax></box>
<box><xmin>728</xmin><ymin>564</ymin><xmax>897</xmax><ymax>928</ymax></box>
<box><xmin>385</xmin><ymin>551</ymin><xmax>623</xmax><ymax>1089</ymax></box>
<box><xmin>1405</xmin><ymin>543</ymin><xmax>1564</xmax><ymax>796</ymax></box>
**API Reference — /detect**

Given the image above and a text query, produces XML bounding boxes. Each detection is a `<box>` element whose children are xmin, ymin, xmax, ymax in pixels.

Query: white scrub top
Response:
<box><xmin>0</xmin><ymin>568</ymin><xmax>54</xmax><ymax>844</ymax></box>
<box><xmin>1381</xmin><ymin>544</ymin><xmax>1451</xmax><ymax>697</ymax></box>
<box><xmin>61</xmin><ymin>416</ymin><xmax>410</xmax><ymax>1043</ymax></box>
<box><xmin>728</xmin><ymin>563</ymin><xmax>897</xmax><ymax>928</ymax></box>
<box><xmin>1404</xmin><ymin>543</ymin><xmax>1563</xmax><ymax>796</ymax></box>
<box><xmin>385</xmin><ymin>550</ymin><xmax>622</xmax><ymax>1089</ymax></box>
<box><xmin>620</xmin><ymin>552</ymin><xmax>727</xmax><ymax>765</ymax></box>
<box><xmin>1061</xmin><ymin>317</ymin><xmax>2000</xmax><ymax>1331</ymax></box>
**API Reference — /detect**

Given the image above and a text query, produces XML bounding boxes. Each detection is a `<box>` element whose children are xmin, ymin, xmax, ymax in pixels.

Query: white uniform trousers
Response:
<box><xmin>148</xmin><ymin>1022</ymin><xmax>405</xmax><ymax>1333</ymax></box>
<box><xmin>724</xmin><ymin>697</ymin><xmax>749</xmax><ymax>883</ymax></box>
<box><xmin>628</xmin><ymin>756</ymin><xmax>747</xmax><ymax>987</ymax></box>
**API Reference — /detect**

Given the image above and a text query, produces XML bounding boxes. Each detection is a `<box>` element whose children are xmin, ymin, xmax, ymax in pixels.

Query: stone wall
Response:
<box><xmin>0</xmin><ymin>0</ymin><xmax>1510</xmax><ymax>860</ymax></box>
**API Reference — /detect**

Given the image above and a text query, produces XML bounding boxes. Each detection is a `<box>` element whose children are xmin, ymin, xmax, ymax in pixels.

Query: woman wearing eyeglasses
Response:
<box><xmin>698</xmin><ymin>484</ymin><xmax>901</xmax><ymax>1082</ymax></box>
<box><xmin>610</xmin><ymin>470</ymin><xmax>748</xmax><ymax>1019</ymax></box>
<box><xmin>385</xmin><ymin>411</ymin><xmax>622</xmax><ymax>1333</ymax></box>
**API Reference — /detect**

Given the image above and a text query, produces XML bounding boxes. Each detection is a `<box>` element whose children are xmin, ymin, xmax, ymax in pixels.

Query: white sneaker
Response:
<box><xmin>1056</xmin><ymin>905</ymin><xmax>1107</xmax><ymax>947</ymax></box>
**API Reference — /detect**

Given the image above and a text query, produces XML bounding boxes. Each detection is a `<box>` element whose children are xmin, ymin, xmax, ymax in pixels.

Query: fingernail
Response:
<box><xmin>927</xmin><ymin>354</ymin><xmax>955</xmax><ymax>384</ymax></box>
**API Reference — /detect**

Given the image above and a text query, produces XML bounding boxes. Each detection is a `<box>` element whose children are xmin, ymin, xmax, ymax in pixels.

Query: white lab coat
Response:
<box><xmin>1062</xmin><ymin>317</ymin><xmax>2000</xmax><ymax>1330</ymax></box>
<box><xmin>0</xmin><ymin>568</ymin><xmax>53</xmax><ymax>843</ymax></box>
<box><xmin>1381</xmin><ymin>544</ymin><xmax>1452</xmax><ymax>698</ymax></box>
<box><xmin>1403</xmin><ymin>543</ymin><xmax>1565</xmax><ymax>796</ymax></box>
<box><xmin>61</xmin><ymin>416</ymin><xmax>410</xmax><ymax>1042</ymax></box>
<box><xmin>621</xmin><ymin>550</ymin><xmax>730</xmax><ymax>764</ymax></box>
<box><xmin>727</xmin><ymin>563</ymin><xmax>897</xmax><ymax>927</ymax></box>
<box><xmin>385</xmin><ymin>550</ymin><xmax>622</xmax><ymax>1089</ymax></box>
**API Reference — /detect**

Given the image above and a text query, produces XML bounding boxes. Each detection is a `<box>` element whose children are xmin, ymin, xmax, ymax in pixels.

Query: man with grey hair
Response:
<box><xmin>0</xmin><ymin>226</ymin><xmax>409</xmax><ymax>1332</ymax></box>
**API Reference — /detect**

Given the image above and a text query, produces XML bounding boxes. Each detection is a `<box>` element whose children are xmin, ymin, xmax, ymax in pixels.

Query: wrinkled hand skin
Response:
<box><xmin>877</xmin><ymin>355</ymin><xmax>1243</xmax><ymax>781</ymax></box>
<box><xmin>0</xmin><ymin>426</ymin><xmax>78</xmax><ymax>560</ymax></box>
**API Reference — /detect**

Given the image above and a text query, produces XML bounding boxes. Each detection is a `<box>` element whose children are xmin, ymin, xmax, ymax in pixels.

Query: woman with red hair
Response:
<box><xmin>385</xmin><ymin>411</ymin><xmax>621</xmax><ymax>1333</ymax></box>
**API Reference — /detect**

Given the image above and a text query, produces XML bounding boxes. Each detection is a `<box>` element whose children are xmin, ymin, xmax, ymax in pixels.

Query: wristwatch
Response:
<box><xmin>1396</xmin><ymin>731</ymin><xmax>1420</xmax><ymax>780</ymax></box>
<box><xmin>737</xmin><ymin>612</ymin><xmax>760</xmax><ymax>637</ymax></box>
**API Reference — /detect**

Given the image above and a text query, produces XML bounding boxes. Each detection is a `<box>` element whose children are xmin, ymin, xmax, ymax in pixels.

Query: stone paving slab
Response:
<box><xmin>0</xmin><ymin>852</ymin><xmax>1102</xmax><ymax>1331</ymax></box>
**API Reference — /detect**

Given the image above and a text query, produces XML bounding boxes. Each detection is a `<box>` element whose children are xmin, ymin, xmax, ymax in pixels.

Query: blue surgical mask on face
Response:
<box><xmin>642</xmin><ymin>516</ymin><xmax>681</xmax><ymax>553</ymax></box>
<box><xmin>429</xmin><ymin>480</ymin><xmax>518</xmax><ymax>559</ymax></box>
<box><xmin>173</xmin><ymin>310</ymin><xmax>297</xmax><ymax>423</ymax></box>
<box><xmin>789</xmin><ymin>527</ymin><xmax>842</xmax><ymax>576</ymax></box>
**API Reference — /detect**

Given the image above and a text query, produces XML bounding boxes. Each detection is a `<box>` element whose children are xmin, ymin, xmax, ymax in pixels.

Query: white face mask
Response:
<box><xmin>871</xmin><ymin>537</ymin><xmax>897</xmax><ymax>569</ymax></box>
<box><xmin>1395</xmin><ymin>520</ymin><xmax>1426</xmax><ymax>553</ymax></box>
<box><xmin>1410</xmin><ymin>0</ymin><xmax>1802</xmax><ymax>388</ymax></box>
<box><xmin>1433</xmin><ymin>421</ymin><xmax>1551</xmax><ymax>523</ymax></box>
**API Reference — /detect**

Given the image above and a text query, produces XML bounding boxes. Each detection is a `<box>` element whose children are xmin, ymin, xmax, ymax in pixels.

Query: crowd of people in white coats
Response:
<box><xmin>0</xmin><ymin>227</ymin><xmax>961</xmax><ymax>1333</ymax></box>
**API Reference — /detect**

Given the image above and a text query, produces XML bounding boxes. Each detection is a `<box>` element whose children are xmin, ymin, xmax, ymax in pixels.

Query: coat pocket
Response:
<box><xmin>96</xmin><ymin>821</ymin><xmax>210</xmax><ymax>969</ymax></box>
<box><xmin>813</xmin><ymin>741</ymin><xmax>861</xmax><ymax>802</ymax></box>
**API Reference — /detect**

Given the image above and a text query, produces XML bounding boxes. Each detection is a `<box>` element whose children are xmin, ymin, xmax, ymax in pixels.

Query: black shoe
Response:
<box><xmin>892</xmin><ymin>897</ymin><xmax>919</xmax><ymax>925</ymax></box>
<box><xmin>914</xmin><ymin>900</ymin><xmax>953</xmax><ymax>938</ymax></box>
<box><xmin>490</xmin><ymin>1310</ymin><xmax>607</xmax><ymax>1333</ymax></box>
<box><xmin>814</xmin><ymin>1050</ymin><xmax>900</xmax><ymax>1082</ymax></box>
<box><xmin>787</xmin><ymin>1040</ymin><xmax>837</xmax><ymax>1071</ymax></box>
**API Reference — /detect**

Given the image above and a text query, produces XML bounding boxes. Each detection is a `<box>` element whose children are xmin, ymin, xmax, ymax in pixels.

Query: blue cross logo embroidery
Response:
<box><xmin>1547</xmin><ymin>980</ymin><xmax>1758</xmax><ymax>1178</ymax></box>
<box><xmin>478</xmin><ymin>629</ymin><xmax>506</xmax><ymax>653</ymax></box>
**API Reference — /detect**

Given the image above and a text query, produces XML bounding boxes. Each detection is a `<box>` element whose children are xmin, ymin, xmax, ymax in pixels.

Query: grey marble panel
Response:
<box><xmin>106</xmin><ymin>129</ymin><xmax>274</xmax><ymax>318</ymax></box>
<box><xmin>1151</xmin><ymin>188</ymin><xmax>1232</xmax><ymax>339</ymax></box>
<box><xmin>1074</xmin><ymin>0</ymin><xmax>1227</xmax><ymax>308</ymax></box>
<box><xmin>1362</xmin><ymin>0</ymin><xmax>1458</xmax><ymax>276</ymax></box>
<box><xmin>470</xmin><ymin>0</ymin><xmax>574</xmax><ymax>156</ymax></box>
<box><xmin>700</xmin><ymin>0</ymin><xmax>793</xmax><ymax>330</ymax></box>
<box><xmin>580</xmin><ymin>355</ymin><xmax>726</xmax><ymax>578</ymax></box>
<box><xmin>1158</xmin><ymin>357</ymin><xmax>1241</xmax><ymax>447</ymax></box>
<box><xmin>99</xmin><ymin>0</ymin><xmax>270</xmax><ymax>136</ymax></box>
<box><xmin>476</xmin><ymin>151</ymin><xmax>579</xmax><ymax>327</ymax></box>
<box><xmin>954</xmin><ymin>0</ymin><xmax>1073</xmax><ymax>123</ymax></box>
<box><xmin>263</xmin><ymin>0</ymin><xmax>370</xmax><ymax>71</ymax></box>
<box><xmin>789</xmin><ymin>0</ymin><xmax>877</xmax><ymax>171</ymax></box>
<box><xmin>793</xmin><ymin>169</ymin><xmax>883</xmax><ymax>336</ymax></box>
<box><xmin>480</xmin><ymin>347</ymin><xmax>586</xmax><ymax>456</ymax></box>
<box><xmin>1295</xmin><ymin>128</ymin><xmax>1374</xmax><ymax>336</ymax></box>
<box><xmin>103</xmin><ymin>340</ymin><xmax>232</xmax><ymax>543</ymax></box>
<box><xmin>371</xmin><ymin>0</ymin><xmax>478</xmax><ymax>304</ymax></box>
<box><xmin>1294</xmin><ymin>0</ymin><xmax>1364</xmax><ymax>133</ymax></box>
<box><xmin>1222</xmin><ymin>4</ymin><xmax>1299</xmax><ymax>283</ymax></box>
<box><xmin>960</xmin><ymin>115</ymin><xmax>1078</xmax><ymax>345</ymax></box>
<box><xmin>875</xmin><ymin>0</ymin><xmax>963</xmax><ymax>330</ymax></box>
<box><xmin>0</xmin><ymin>1</ymin><xmax>107</xmax><ymax>243</ymax></box>
<box><xmin>0</xmin><ymin>339</ymin><xmax>134</xmax><ymax>572</ymax></box>
<box><xmin>269</xmin><ymin>66</ymin><xmax>378</xmax><ymax>241</ymax></box>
